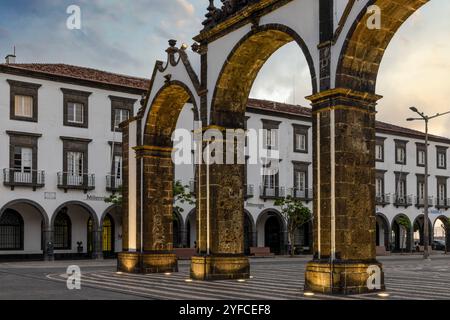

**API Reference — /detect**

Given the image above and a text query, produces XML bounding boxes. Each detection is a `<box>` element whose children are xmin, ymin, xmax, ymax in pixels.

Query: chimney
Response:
<box><xmin>5</xmin><ymin>46</ymin><xmax>16</xmax><ymax>64</ymax></box>
<box><xmin>5</xmin><ymin>54</ymin><xmax>16</xmax><ymax>64</ymax></box>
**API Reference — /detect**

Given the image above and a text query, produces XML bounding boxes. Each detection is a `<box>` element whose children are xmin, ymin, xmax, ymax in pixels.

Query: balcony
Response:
<box><xmin>435</xmin><ymin>198</ymin><xmax>450</xmax><ymax>210</ymax></box>
<box><xmin>415</xmin><ymin>196</ymin><xmax>434</xmax><ymax>208</ymax></box>
<box><xmin>394</xmin><ymin>194</ymin><xmax>413</xmax><ymax>208</ymax></box>
<box><xmin>289</xmin><ymin>188</ymin><xmax>313</xmax><ymax>202</ymax></box>
<box><xmin>58</xmin><ymin>172</ymin><xmax>95</xmax><ymax>193</ymax></box>
<box><xmin>3</xmin><ymin>169</ymin><xmax>45</xmax><ymax>191</ymax></box>
<box><xmin>106</xmin><ymin>175</ymin><xmax>122</xmax><ymax>193</ymax></box>
<box><xmin>260</xmin><ymin>186</ymin><xmax>285</xmax><ymax>200</ymax></box>
<box><xmin>376</xmin><ymin>194</ymin><xmax>391</xmax><ymax>206</ymax></box>
<box><xmin>245</xmin><ymin>184</ymin><xmax>254</xmax><ymax>199</ymax></box>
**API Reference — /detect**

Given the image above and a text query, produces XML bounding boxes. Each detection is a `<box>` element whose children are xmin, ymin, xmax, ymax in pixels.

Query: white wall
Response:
<box><xmin>0</xmin><ymin>72</ymin><xmax>142</xmax><ymax>255</ymax></box>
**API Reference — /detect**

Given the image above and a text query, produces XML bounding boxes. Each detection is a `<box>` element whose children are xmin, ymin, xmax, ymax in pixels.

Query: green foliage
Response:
<box><xmin>397</xmin><ymin>216</ymin><xmax>411</xmax><ymax>230</ymax></box>
<box><xmin>104</xmin><ymin>187</ymin><xmax>123</xmax><ymax>206</ymax></box>
<box><xmin>173</xmin><ymin>180</ymin><xmax>196</xmax><ymax>217</ymax></box>
<box><xmin>274</xmin><ymin>196</ymin><xmax>312</xmax><ymax>256</ymax></box>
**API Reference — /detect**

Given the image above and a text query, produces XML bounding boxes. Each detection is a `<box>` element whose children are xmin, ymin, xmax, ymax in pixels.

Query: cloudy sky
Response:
<box><xmin>0</xmin><ymin>1</ymin><xmax>449</xmax><ymax>136</ymax></box>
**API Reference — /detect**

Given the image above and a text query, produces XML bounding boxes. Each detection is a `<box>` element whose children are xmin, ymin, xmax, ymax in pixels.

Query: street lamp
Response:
<box><xmin>407</xmin><ymin>107</ymin><xmax>450</xmax><ymax>259</ymax></box>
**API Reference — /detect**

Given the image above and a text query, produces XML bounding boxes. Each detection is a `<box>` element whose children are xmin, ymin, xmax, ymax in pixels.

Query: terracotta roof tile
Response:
<box><xmin>1</xmin><ymin>63</ymin><xmax>150</xmax><ymax>91</ymax></box>
<box><xmin>247</xmin><ymin>98</ymin><xmax>450</xmax><ymax>143</ymax></box>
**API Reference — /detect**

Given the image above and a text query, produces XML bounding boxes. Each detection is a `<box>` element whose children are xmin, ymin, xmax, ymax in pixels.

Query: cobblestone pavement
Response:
<box><xmin>1</xmin><ymin>255</ymin><xmax>450</xmax><ymax>300</ymax></box>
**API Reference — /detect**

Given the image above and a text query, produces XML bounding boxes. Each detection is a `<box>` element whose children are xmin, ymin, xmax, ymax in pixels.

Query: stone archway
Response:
<box><xmin>52</xmin><ymin>202</ymin><xmax>100</xmax><ymax>260</ymax></box>
<box><xmin>336</xmin><ymin>0</ymin><xmax>430</xmax><ymax>93</ymax></box>
<box><xmin>122</xmin><ymin>0</ymin><xmax>434</xmax><ymax>293</ymax></box>
<box><xmin>433</xmin><ymin>216</ymin><xmax>450</xmax><ymax>251</ymax></box>
<box><xmin>243</xmin><ymin>210</ymin><xmax>256</xmax><ymax>255</ymax></box>
<box><xmin>391</xmin><ymin>214</ymin><xmax>412</xmax><ymax>253</ymax></box>
<box><xmin>256</xmin><ymin>209</ymin><xmax>286</xmax><ymax>255</ymax></box>
<box><xmin>376</xmin><ymin>213</ymin><xmax>390</xmax><ymax>252</ymax></box>
<box><xmin>0</xmin><ymin>200</ymin><xmax>50</xmax><ymax>260</ymax></box>
<box><xmin>191</xmin><ymin>24</ymin><xmax>316</xmax><ymax>281</ymax></box>
<box><xmin>118</xmin><ymin>80</ymin><xmax>199</xmax><ymax>274</ymax></box>
<box><xmin>413</xmin><ymin>215</ymin><xmax>433</xmax><ymax>250</ymax></box>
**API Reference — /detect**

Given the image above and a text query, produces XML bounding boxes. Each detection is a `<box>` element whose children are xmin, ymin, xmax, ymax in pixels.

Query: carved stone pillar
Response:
<box><xmin>118</xmin><ymin>144</ymin><xmax>178</xmax><ymax>273</ymax></box>
<box><xmin>190</xmin><ymin>127</ymin><xmax>250</xmax><ymax>280</ymax></box>
<box><xmin>305</xmin><ymin>88</ymin><xmax>385</xmax><ymax>294</ymax></box>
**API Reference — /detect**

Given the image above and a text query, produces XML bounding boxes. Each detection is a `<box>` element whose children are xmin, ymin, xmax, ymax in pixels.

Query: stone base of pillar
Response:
<box><xmin>304</xmin><ymin>260</ymin><xmax>385</xmax><ymax>295</ymax></box>
<box><xmin>117</xmin><ymin>252</ymin><xmax>178</xmax><ymax>274</ymax></box>
<box><xmin>190</xmin><ymin>255</ymin><xmax>250</xmax><ymax>281</ymax></box>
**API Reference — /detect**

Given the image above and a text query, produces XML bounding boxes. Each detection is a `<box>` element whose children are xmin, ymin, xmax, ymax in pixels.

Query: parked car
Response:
<box><xmin>432</xmin><ymin>240</ymin><xmax>446</xmax><ymax>251</ymax></box>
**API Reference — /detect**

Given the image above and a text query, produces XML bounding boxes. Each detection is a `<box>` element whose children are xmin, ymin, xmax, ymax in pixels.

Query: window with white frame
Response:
<box><xmin>114</xmin><ymin>109</ymin><xmax>130</xmax><ymax>130</ymax></box>
<box><xmin>67</xmin><ymin>152</ymin><xmax>84</xmax><ymax>176</ymax></box>
<box><xmin>14</xmin><ymin>95</ymin><xmax>33</xmax><ymax>118</ymax></box>
<box><xmin>295</xmin><ymin>133</ymin><xmax>307</xmax><ymax>152</ymax></box>
<box><xmin>437</xmin><ymin>149</ymin><xmax>447</xmax><ymax>169</ymax></box>
<box><xmin>396</xmin><ymin>146</ymin><xmax>406</xmax><ymax>164</ymax></box>
<box><xmin>376</xmin><ymin>177</ymin><xmax>384</xmax><ymax>198</ymax></box>
<box><xmin>13</xmin><ymin>147</ymin><xmax>32</xmax><ymax>173</ymax></box>
<box><xmin>438</xmin><ymin>183</ymin><xmax>446</xmax><ymax>201</ymax></box>
<box><xmin>418</xmin><ymin>181</ymin><xmax>425</xmax><ymax>200</ymax></box>
<box><xmin>375</xmin><ymin>144</ymin><xmax>384</xmax><ymax>161</ymax></box>
<box><xmin>263</xmin><ymin>129</ymin><xmax>278</xmax><ymax>149</ymax></box>
<box><xmin>67</xmin><ymin>102</ymin><xmax>84</xmax><ymax>124</ymax></box>
<box><xmin>417</xmin><ymin>150</ymin><xmax>426</xmax><ymax>166</ymax></box>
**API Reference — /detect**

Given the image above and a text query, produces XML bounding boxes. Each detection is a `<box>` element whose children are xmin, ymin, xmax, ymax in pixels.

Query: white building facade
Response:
<box><xmin>0</xmin><ymin>62</ymin><xmax>449</xmax><ymax>261</ymax></box>
<box><xmin>0</xmin><ymin>62</ymin><xmax>146</xmax><ymax>260</ymax></box>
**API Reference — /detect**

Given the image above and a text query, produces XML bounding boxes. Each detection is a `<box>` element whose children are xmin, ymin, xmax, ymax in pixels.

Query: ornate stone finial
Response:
<box><xmin>203</xmin><ymin>0</ymin><xmax>217</xmax><ymax>27</ymax></box>
<box><xmin>191</xmin><ymin>42</ymin><xmax>200</xmax><ymax>53</ymax></box>
<box><xmin>168</xmin><ymin>39</ymin><xmax>177</xmax><ymax>48</ymax></box>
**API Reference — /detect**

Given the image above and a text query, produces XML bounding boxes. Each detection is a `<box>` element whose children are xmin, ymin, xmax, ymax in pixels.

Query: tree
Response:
<box><xmin>396</xmin><ymin>216</ymin><xmax>411</xmax><ymax>253</ymax></box>
<box><xmin>173</xmin><ymin>180</ymin><xmax>195</xmax><ymax>217</ymax></box>
<box><xmin>438</xmin><ymin>217</ymin><xmax>450</xmax><ymax>254</ymax></box>
<box><xmin>274</xmin><ymin>196</ymin><xmax>312</xmax><ymax>257</ymax></box>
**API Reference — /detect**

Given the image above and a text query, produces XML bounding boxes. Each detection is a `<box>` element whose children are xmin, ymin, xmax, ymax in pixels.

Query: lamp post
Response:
<box><xmin>407</xmin><ymin>107</ymin><xmax>450</xmax><ymax>260</ymax></box>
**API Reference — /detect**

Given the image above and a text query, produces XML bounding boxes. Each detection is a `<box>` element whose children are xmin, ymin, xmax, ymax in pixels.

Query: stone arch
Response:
<box><xmin>100</xmin><ymin>204</ymin><xmax>121</xmax><ymax>228</ymax></box>
<box><xmin>138</xmin><ymin>80</ymin><xmax>199</xmax><ymax>255</ymax></box>
<box><xmin>172</xmin><ymin>210</ymin><xmax>184</xmax><ymax>248</ymax></box>
<box><xmin>244</xmin><ymin>210</ymin><xmax>256</xmax><ymax>255</ymax></box>
<box><xmin>413</xmin><ymin>214</ymin><xmax>433</xmax><ymax>248</ymax></box>
<box><xmin>391</xmin><ymin>213</ymin><xmax>412</xmax><ymax>252</ymax></box>
<box><xmin>144</xmin><ymin>80</ymin><xmax>199</xmax><ymax>147</ymax></box>
<box><xmin>210</xmin><ymin>23</ymin><xmax>317</xmax><ymax>127</ymax></box>
<box><xmin>336</xmin><ymin>0</ymin><xmax>430</xmax><ymax>92</ymax></box>
<box><xmin>51</xmin><ymin>201</ymin><xmax>99</xmax><ymax>230</ymax></box>
<box><xmin>256</xmin><ymin>209</ymin><xmax>286</xmax><ymax>255</ymax></box>
<box><xmin>376</xmin><ymin>212</ymin><xmax>390</xmax><ymax>251</ymax></box>
<box><xmin>0</xmin><ymin>199</ymin><xmax>49</xmax><ymax>229</ymax></box>
<box><xmin>185</xmin><ymin>209</ymin><xmax>197</xmax><ymax>249</ymax></box>
<box><xmin>433</xmin><ymin>215</ymin><xmax>450</xmax><ymax>250</ymax></box>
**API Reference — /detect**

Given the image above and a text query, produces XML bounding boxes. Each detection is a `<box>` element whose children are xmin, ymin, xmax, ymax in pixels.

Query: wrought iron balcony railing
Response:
<box><xmin>435</xmin><ymin>198</ymin><xmax>450</xmax><ymax>209</ymax></box>
<box><xmin>58</xmin><ymin>172</ymin><xmax>95</xmax><ymax>192</ymax></box>
<box><xmin>415</xmin><ymin>196</ymin><xmax>434</xmax><ymax>208</ymax></box>
<box><xmin>289</xmin><ymin>188</ymin><xmax>313</xmax><ymax>202</ymax></box>
<box><xmin>394</xmin><ymin>194</ymin><xmax>413</xmax><ymax>207</ymax></box>
<box><xmin>106</xmin><ymin>175</ymin><xmax>122</xmax><ymax>192</ymax></box>
<box><xmin>260</xmin><ymin>185</ymin><xmax>285</xmax><ymax>199</ymax></box>
<box><xmin>376</xmin><ymin>194</ymin><xmax>391</xmax><ymax>206</ymax></box>
<box><xmin>3</xmin><ymin>169</ymin><xmax>45</xmax><ymax>190</ymax></box>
